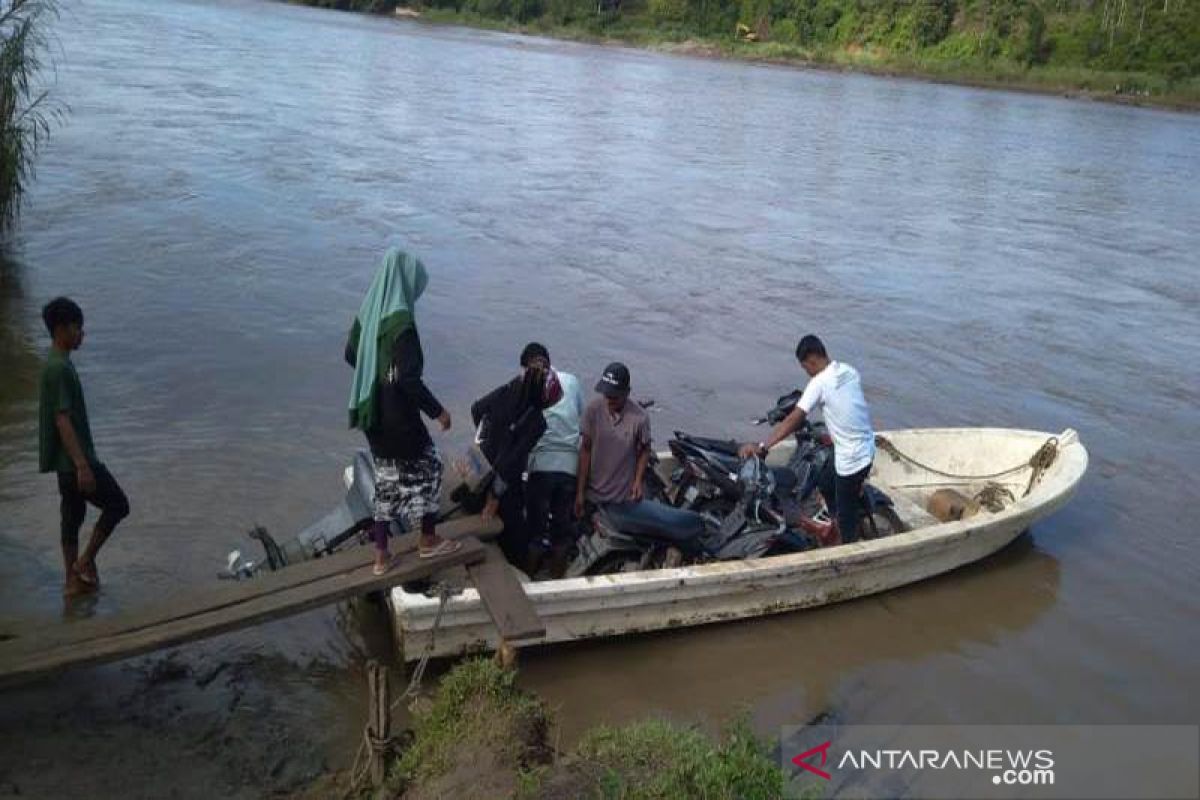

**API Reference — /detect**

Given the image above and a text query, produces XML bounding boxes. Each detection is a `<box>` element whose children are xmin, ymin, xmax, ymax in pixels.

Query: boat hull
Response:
<box><xmin>387</xmin><ymin>427</ymin><xmax>1087</xmax><ymax>660</ymax></box>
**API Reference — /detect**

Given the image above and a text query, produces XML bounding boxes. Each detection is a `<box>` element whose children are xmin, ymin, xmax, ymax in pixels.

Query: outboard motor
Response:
<box><xmin>220</xmin><ymin>451</ymin><xmax>378</xmax><ymax>579</ymax></box>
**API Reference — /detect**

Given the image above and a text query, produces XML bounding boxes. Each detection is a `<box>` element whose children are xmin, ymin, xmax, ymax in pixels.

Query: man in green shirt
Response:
<box><xmin>39</xmin><ymin>297</ymin><xmax>129</xmax><ymax>596</ymax></box>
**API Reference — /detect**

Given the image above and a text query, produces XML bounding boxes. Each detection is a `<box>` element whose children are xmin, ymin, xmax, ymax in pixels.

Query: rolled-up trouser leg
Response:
<box><xmin>91</xmin><ymin>464</ymin><xmax>130</xmax><ymax>534</ymax></box>
<box><xmin>57</xmin><ymin>472</ymin><xmax>87</xmax><ymax>554</ymax></box>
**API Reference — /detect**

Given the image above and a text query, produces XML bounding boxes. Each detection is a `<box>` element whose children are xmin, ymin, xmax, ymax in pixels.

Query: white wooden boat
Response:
<box><xmin>381</xmin><ymin>427</ymin><xmax>1087</xmax><ymax>661</ymax></box>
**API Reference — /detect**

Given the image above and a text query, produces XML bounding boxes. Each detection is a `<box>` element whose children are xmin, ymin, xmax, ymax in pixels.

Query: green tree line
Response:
<box><xmin>311</xmin><ymin>0</ymin><xmax>1200</xmax><ymax>96</ymax></box>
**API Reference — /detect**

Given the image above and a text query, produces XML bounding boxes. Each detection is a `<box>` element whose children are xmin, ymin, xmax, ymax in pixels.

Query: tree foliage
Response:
<box><xmin>343</xmin><ymin>0</ymin><xmax>1200</xmax><ymax>84</ymax></box>
<box><xmin>1</xmin><ymin>0</ymin><xmax>61</xmax><ymax>233</ymax></box>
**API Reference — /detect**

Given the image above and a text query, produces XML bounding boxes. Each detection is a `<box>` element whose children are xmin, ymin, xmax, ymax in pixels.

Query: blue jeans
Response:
<box><xmin>598</xmin><ymin>499</ymin><xmax>706</xmax><ymax>551</ymax></box>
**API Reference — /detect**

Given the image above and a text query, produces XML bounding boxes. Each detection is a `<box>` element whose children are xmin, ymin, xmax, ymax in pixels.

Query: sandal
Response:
<box><xmin>419</xmin><ymin>539</ymin><xmax>463</xmax><ymax>559</ymax></box>
<box><xmin>372</xmin><ymin>558</ymin><xmax>392</xmax><ymax>576</ymax></box>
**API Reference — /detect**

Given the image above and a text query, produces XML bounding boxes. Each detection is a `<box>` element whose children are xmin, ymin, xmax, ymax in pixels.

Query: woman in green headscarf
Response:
<box><xmin>346</xmin><ymin>247</ymin><xmax>460</xmax><ymax>574</ymax></box>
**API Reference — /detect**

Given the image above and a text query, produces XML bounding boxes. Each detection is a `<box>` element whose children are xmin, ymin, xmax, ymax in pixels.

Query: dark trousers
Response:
<box><xmin>525</xmin><ymin>471</ymin><xmax>577</xmax><ymax>578</ymax></box>
<box><xmin>496</xmin><ymin>486</ymin><xmax>529</xmax><ymax>569</ymax></box>
<box><xmin>817</xmin><ymin>459</ymin><xmax>871</xmax><ymax>544</ymax></box>
<box><xmin>525</xmin><ymin>471</ymin><xmax>576</xmax><ymax>546</ymax></box>
<box><xmin>57</xmin><ymin>463</ymin><xmax>130</xmax><ymax>549</ymax></box>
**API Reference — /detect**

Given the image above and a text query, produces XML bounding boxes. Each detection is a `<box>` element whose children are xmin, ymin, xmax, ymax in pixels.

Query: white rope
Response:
<box><xmin>877</xmin><ymin>436</ymin><xmax>1058</xmax><ymax>495</ymax></box>
<box><xmin>399</xmin><ymin>583</ymin><xmax>453</xmax><ymax>706</ymax></box>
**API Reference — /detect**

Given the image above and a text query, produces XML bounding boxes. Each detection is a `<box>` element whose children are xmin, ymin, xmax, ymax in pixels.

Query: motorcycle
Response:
<box><xmin>566</xmin><ymin>455</ymin><xmax>816</xmax><ymax>577</ymax></box>
<box><xmin>666</xmin><ymin>391</ymin><xmax>906</xmax><ymax>543</ymax></box>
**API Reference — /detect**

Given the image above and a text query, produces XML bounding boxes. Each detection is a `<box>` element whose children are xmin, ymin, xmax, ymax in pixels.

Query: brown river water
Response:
<box><xmin>1</xmin><ymin>0</ymin><xmax>1198</xmax><ymax>796</ymax></box>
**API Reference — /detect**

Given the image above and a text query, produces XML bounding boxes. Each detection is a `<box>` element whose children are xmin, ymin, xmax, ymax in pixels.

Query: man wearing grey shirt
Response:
<box><xmin>574</xmin><ymin>362</ymin><xmax>652</xmax><ymax>517</ymax></box>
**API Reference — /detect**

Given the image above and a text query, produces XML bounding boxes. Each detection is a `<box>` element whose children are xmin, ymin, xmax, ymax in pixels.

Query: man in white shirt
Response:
<box><xmin>739</xmin><ymin>335</ymin><xmax>876</xmax><ymax>544</ymax></box>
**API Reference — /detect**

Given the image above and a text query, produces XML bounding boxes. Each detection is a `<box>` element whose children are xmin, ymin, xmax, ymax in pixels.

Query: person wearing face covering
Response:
<box><xmin>523</xmin><ymin>343</ymin><xmax>584</xmax><ymax>579</ymax></box>
<box><xmin>346</xmin><ymin>247</ymin><xmax>461</xmax><ymax>575</ymax></box>
<box><xmin>470</xmin><ymin>348</ymin><xmax>563</xmax><ymax>571</ymax></box>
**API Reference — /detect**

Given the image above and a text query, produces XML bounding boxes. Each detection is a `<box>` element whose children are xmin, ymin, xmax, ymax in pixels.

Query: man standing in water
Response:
<box><xmin>346</xmin><ymin>248</ymin><xmax>460</xmax><ymax>575</ymax></box>
<box><xmin>39</xmin><ymin>297</ymin><xmax>130</xmax><ymax>596</ymax></box>
<box><xmin>740</xmin><ymin>335</ymin><xmax>876</xmax><ymax>544</ymax></box>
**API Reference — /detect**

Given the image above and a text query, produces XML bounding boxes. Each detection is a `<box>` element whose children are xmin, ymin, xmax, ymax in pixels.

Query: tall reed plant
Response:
<box><xmin>1</xmin><ymin>0</ymin><xmax>61</xmax><ymax>233</ymax></box>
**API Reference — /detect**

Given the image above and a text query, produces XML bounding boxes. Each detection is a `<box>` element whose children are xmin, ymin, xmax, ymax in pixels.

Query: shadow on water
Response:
<box><xmin>506</xmin><ymin>532</ymin><xmax>1059</xmax><ymax>740</ymax></box>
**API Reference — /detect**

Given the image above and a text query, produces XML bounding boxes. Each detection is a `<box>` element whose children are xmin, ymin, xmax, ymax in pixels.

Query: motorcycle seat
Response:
<box><xmin>674</xmin><ymin>432</ymin><xmax>742</xmax><ymax>457</ymax></box>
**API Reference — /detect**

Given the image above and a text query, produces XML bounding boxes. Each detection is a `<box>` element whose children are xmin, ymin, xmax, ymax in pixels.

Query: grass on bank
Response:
<box><xmin>372</xmin><ymin>657</ymin><xmax>792</xmax><ymax>800</ymax></box>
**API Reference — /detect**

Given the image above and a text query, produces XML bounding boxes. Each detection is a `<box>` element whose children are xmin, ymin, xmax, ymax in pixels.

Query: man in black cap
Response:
<box><xmin>574</xmin><ymin>362</ymin><xmax>652</xmax><ymax>519</ymax></box>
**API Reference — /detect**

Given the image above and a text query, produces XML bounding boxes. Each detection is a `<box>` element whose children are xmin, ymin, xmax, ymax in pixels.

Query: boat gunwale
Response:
<box><xmin>391</xmin><ymin>426</ymin><xmax>1087</xmax><ymax>614</ymax></box>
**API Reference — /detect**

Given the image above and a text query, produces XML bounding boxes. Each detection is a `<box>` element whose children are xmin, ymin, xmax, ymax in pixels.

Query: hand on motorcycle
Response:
<box><xmin>738</xmin><ymin>442</ymin><xmax>767</xmax><ymax>460</ymax></box>
<box><xmin>629</xmin><ymin>481</ymin><xmax>644</xmax><ymax>502</ymax></box>
<box><xmin>481</xmin><ymin>492</ymin><xmax>500</xmax><ymax>520</ymax></box>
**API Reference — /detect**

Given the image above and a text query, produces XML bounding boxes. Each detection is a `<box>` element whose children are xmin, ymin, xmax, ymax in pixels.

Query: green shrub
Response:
<box><xmin>912</xmin><ymin>0</ymin><xmax>954</xmax><ymax>47</ymax></box>
<box><xmin>739</xmin><ymin>0</ymin><xmax>773</xmax><ymax>36</ymax></box>
<box><xmin>574</xmin><ymin>717</ymin><xmax>787</xmax><ymax>799</ymax></box>
<box><xmin>772</xmin><ymin>16</ymin><xmax>799</xmax><ymax>41</ymax></box>
<box><xmin>543</xmin><ymin>0</ymin><xmax>595</xmax><ymax>24</ymax></box>
<box><xmin>464</xmin><ymin>0</ymin><xmax>509</xmax><ymax>17</ymax></box>
<box><xmin>391</xmin><ymin>659</ymin><xmax>550</xmax><ymax>793</ymax></box>
<box><xmin>512</xmin><ymin>0</ymin><xmax>545</xmax><ymax>21</ymax></box>
<box><xmin>648</xmin><ymin>0</ymin><xmax>687</xmax><ymax>23</ymax></box>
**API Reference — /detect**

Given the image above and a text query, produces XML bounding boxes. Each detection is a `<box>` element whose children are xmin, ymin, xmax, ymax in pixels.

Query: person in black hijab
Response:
<box><xmin>471</xmin><ymin>345</ymin><xmax>562</xmax><ymax>570</ymax></box>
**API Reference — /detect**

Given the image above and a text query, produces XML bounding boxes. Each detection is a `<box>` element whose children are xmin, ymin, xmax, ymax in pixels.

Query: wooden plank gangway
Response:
<box><xmin>0</xmin><ymin>516</ymin><xmax>543</xmax><ymax>689</ymax></box>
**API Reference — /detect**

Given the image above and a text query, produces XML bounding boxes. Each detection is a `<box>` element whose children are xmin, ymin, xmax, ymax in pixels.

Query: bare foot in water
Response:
<box><xmin>73</xmin><ymin>559</ymin><xmax>99</xmax><ymax>588</ymax></box>
<box><xmin>63</xmin><ymin>573</ymin><xmax>93</xmax><ymax>597</ymax></box>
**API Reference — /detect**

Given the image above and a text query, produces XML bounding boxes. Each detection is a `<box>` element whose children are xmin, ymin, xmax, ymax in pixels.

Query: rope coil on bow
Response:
<box><xmin>876</xmin><ymin>435</ymin><xmax>1059</xmax><ymax>498</ymax></box>
<box><xmin>974</xmin><ymin>482</ymin><xmax>1015</xmax><ymax>511</ymax></box>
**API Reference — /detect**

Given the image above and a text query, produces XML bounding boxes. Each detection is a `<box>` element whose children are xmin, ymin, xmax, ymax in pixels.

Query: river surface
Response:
<box><xmin>1</xmin><ymin>0</ymin><xmax>1198</xmax><ymax>796</ymax></box>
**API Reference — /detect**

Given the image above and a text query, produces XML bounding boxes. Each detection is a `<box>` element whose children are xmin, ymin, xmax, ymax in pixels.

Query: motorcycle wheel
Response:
<box><xmin>587</xmin><ymin>552</ymin><xmax>642</xmax><ymax>576</ymax></box>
